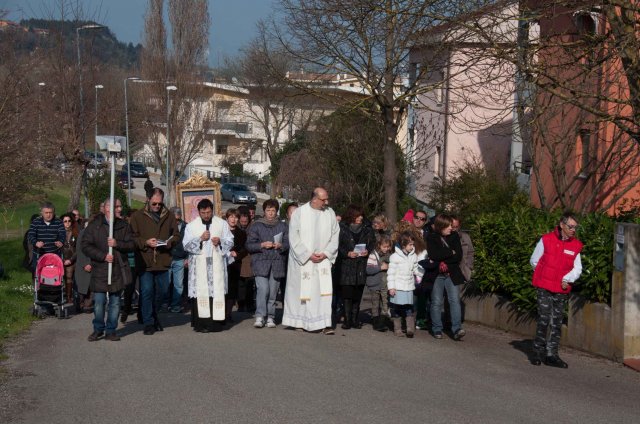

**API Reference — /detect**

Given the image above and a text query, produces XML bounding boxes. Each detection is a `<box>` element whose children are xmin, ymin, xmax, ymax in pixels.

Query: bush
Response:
<box><xmin>469</xmin><ymin>199</ymin><xmax>623</xmax><ymax>312</ymax></box>
<box><xmin>87</xmin><ymin>173</ymin><xmax>129</xmax><ymax>217</ymax></box>
<box><xmin>427</xmin><ymin>159</ymin><xmax>521</xmax><ymax>225</ymax></box>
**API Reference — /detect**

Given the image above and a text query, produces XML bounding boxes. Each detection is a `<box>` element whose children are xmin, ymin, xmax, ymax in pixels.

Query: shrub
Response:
<box><xmin>87</xmin><ymin>173</ymin><xmax>129</xmax><ymax>217</ymax></box>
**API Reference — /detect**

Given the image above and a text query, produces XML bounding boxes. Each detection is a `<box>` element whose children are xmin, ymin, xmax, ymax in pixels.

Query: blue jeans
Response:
<box><xmin>93</xmin><ymin>291</ymin><xmax>121</xmax><ymax>334</ymax></box>
<box><xmin>255</xmin><ymin>271</ymin><xmax>281</xmax><ymax>320</ymax></box>
<box><xmin>139</xmin><ymin>270</ymin><xmax>170</xmax><ymax>326</ymax></box>
<box><xmin>170</xmin><ymin>259</ymin><xmax>185</xmax><ymax>308</ymax></box>
<box><xmin>430</xmin><ymin>275</ymin><xmax>462</xmax><ymax>333</ymax></box>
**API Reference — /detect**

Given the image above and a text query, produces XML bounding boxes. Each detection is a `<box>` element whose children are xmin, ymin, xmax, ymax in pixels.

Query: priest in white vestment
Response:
<box><xmin>182</xmin><ymin>198</ymin><xmax>234</xmax><ymax>332</ymax></box>
<box><xmin>282</xmin><ymin>187</ymin><xmax>340</xmax><ymax>333</ymax></box>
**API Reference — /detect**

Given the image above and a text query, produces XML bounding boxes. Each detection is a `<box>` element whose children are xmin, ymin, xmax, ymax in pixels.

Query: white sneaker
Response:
<box><xmin>254</xmin><ymin>317</ymin><xmax>264</xmax><ymax>328</ymax></box>
<box><xmin>266</xmin><ymin>317</ymin><xmax>276</xmax><ymax>328</ymax></box>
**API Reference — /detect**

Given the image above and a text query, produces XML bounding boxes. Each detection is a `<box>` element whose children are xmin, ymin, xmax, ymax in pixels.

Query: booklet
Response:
<box><xmin>353</xmin><ymin>243</ymin><xmax>367</xmax><ymax>254</ymax></box>
<box><xmin>273</xmin><ymin>232</ymin><xmax>283</xmax><ymax>244</ymax></box>
<box><xmin>156</xmin><ymin>235</ymin><xmax>173</xmax><ymax>247</ymax></box>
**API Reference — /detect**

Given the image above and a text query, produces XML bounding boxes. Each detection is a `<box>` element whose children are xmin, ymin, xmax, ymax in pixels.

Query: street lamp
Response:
<box><xmin>166</xmin><ymin>85</ymin><xmax>177</xmax><ymax>206</ymax></box>
<box><xmin>76</xmin><ymin>23</ymin><xmax>105</xmax><ymax>217</ymax></box>
<box><xmin>38</xmin><ymin>82</ymin><xmax>45</xmax><ymax>144</ymax></box>
<box><xmin>94</xmin><ymin>84</ymin><xmax>104</xmax><ymax>173</ymax></box>
<box><xmin>124</xmin><ymin>76</ymin><xmax>140</xmax><ymax>206</ymax></box>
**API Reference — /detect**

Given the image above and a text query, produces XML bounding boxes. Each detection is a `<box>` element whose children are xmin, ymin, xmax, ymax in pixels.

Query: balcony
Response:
<box><xmin>207</xmin><ymin>121</ymin><xmax>252</xmax><ymax>135</ymax></box>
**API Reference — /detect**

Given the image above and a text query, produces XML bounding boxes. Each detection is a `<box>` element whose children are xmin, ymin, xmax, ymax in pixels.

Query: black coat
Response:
<box><xmin>338</xmin><ymin>222</ymin><xmax>376</xmax><ymax>286</ymax></box>
<box><xmin>425</xmin><ymin>230</ymin><xmax>465</xmax><ymax>285</ymax></box>
<box><xmin>81</xmin><ymin>214</ymin><xmax>135</xmax><ymax>293</ymax></box>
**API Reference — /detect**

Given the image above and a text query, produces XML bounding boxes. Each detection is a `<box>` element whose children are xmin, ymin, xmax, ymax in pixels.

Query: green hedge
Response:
<box><xmin>468</xmin><ymin>198</ymin><xmax>635</xmax><ymax>313</ymax></box>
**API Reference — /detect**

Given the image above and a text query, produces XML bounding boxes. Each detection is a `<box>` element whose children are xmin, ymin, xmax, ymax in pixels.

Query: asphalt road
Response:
<box><xmin>1</xmin><ymin>302</ymin><xmax>639</xmax><ymax>424</ymax></box>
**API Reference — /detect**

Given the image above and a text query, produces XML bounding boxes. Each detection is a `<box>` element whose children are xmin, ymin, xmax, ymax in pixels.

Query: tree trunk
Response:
<box><xmin>68</xmin><ymin>165</ymin><xmax>84</xmax><ymax>212</ymax></box>
<box><xmin>383</xmin><ymin>124</ymin><xmax>398</xmax><ymax>223</ymax></box>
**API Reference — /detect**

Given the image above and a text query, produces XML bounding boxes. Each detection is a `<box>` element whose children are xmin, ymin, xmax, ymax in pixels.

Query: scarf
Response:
<box><xmin>299</xmin><ymin>203</ymin><xmax>333</xmax><ymax>300</ymax></box>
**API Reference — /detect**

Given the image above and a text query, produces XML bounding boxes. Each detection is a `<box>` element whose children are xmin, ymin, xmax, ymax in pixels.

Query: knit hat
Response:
<box><xmin>402</xmin><ymin>209</ymin><xmax>414</xmax><ymax>223</ymax></box>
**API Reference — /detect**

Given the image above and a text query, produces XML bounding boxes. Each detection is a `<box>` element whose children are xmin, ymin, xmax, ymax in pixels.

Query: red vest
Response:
<box><xmin>532</xmin><ymin>228</ymin><xmax>583</xmax><ymax>294</ymax></box>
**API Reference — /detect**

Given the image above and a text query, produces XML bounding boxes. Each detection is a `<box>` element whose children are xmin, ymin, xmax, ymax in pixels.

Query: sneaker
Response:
<box><xmin>266</xmin><ymin>317</ymin><xmax>277</xmax><ymax>328</ymax></box>
<box><xmin>416</xmin><ymin>319</ymin><xmax>427</xmax><ymax>330</ymax></box>
<box><xmin>544</xmin><ymin>355</ymin><xmax>569</xmax><ymax>369</ymax></box>
<box><xmin>254</xmin><ymin>317</ymin><xmax>264</xmax><ymax>328</ymax></box>
<box><xmin>433</xmin><ymin>331</ymin><xmax>443</xmax><ymax>339</ymax></box>
<box><xmin>87</xmin><ymin>331</ymin><xmax>104</xmax><ymax>342</ymax></box>
<box><xmin>453</xmin><ymin>329</ymin><xmax>466</xmax><ymax>341</ymax></box>
<box><xmin>169</xmin><ymin>305</ymin><xmax>183</xmax><ymax>313</ymax></box>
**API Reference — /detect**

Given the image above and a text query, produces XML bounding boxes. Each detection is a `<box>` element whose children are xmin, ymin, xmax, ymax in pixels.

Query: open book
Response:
<box><xmin>156</xmin><ymin>235</ymin><xmax>174</xmax><ymax>247</ymax></box>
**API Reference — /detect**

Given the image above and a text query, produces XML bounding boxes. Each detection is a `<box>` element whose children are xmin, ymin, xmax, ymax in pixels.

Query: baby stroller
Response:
<box><xmin>31</xmin><ymin>253</ymin><xmax>70</xmax><ymax>319</ymax></box>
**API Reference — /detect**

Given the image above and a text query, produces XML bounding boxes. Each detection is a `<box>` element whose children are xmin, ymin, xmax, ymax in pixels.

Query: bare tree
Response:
<box><xmin>460</xmin><ymin>0</ymin><xmax>640</xmax><ymax>213</ymax></box>
<box><xmin>138</xmin><ymin>0</ymin><xmax>214</xmax><ymax>206</ymax></box>
<box><xmin>268</xmin><ymin>0</ymin><xmax>487</xmax><ymax>222</ymax></box>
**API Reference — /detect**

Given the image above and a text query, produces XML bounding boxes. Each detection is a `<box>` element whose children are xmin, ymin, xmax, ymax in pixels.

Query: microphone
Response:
<box><xmin>201</xmin><ymin>219</ymin><xmax>211</xmax><ymax>249</ymax></box>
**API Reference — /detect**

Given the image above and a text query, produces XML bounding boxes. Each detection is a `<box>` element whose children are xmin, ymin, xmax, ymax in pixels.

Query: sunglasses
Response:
<box><xmin>150</xmin><ymin>202</ymin><xmax>163</xmax><ymax>207</ymax></box>
<box><xmin>414</xmin><ymin>216</ymin><xmax>427</xmax><ymax>221</ymax></box>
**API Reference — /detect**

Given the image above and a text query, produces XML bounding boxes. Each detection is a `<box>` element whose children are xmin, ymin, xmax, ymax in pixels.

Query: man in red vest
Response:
<box><xmin>530</xmin><ymin>211</ymin><xmax>583</xmax><ymax>368</ymax></box>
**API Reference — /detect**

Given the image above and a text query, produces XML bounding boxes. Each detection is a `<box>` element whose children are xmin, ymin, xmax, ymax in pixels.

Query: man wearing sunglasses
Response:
<box><xmin>530</xmin><ymin>211</ymin><xmax>583</xmax><ymax>368</ymax></box>
<box><xmin>129</xmin><ymin>188</ymin><xmax>180</xmax><ymax>335</ymax></box>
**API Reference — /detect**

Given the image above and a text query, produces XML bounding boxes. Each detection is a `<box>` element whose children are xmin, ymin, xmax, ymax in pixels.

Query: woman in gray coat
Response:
<box><xmin>246</xmin><ymin>199</ymin><xmax>289</xmax><ymax>329</ymax></box>
<box><xmin>74</xmin><ymin>224</ymin><xmax>93</xmax><ymax>312</ymax></box>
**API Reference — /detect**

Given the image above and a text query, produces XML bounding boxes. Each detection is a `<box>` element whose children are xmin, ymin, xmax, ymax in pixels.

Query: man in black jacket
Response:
<box><xmin>169</xmin><ymin>207</ymin><xmax>188</xmax><ymax>313</ymax></box>
<box><xmin>82</xmin><ymin>198</ymin><xmax>134</xmax><ymax>341</ymax></box>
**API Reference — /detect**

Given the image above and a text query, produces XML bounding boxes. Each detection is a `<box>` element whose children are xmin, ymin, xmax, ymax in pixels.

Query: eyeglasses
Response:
<box><xmin>414</xmin><ymin>216</ymin><xmax>427</xmax><ymax>221</ymax></box>
<box><xmin>63</xmin><ymin>219</ymin><xmax>72</xmax><ymax>223</ymax></box>
<box><xmin>564</xmin><ymin>223</ymin><xmax>579</xmax><ymax>230</ymax></box>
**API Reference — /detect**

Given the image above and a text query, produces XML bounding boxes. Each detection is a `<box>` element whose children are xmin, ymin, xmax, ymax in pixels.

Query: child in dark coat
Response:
<box><xmin>366</xmin><ymin>236</ymin><xmax>392</xmax><ymax>332</ymax></box>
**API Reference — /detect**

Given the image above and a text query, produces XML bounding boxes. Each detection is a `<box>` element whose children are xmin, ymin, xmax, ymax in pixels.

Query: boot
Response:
<box><xmin>406</xmin><ymin>315</ymin><xmax>416</xmax><ymax>338</ymax></box>
<box><xmin>351</xmin><ymin>302</ymin><xmax>362</xmax><ymax>329</ymax></box>
<box><xmin>341</xmin><ymin>299</ymin><xmax>352</xmax><ymax>329</ymax></box>
<box><xmin>65</xmin><ymin>282</ymin><xmax>73</xmax><ymax>304</ymax></box>
<box><xmin>392</xmin><ymin>317</ymin><xmax>404</xmax><ymax>337</ymax></box>
<box><xmin>373</xmin><ymin>316</ymin><xmax>388</xmax><ymax>332</ymax></box>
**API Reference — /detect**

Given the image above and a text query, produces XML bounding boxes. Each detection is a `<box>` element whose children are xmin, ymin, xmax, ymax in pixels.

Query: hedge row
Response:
<box><xmin>467</xmin><ymin>198</ymin><xmax>637</xmax><ymax>313</ymax></box>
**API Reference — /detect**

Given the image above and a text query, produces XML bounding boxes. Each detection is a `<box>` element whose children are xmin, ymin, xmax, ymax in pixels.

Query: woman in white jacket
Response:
<box><xmin>387</xmin><ymin>232</ymin><xmax>425</xmax><ymax>337</ymax></box>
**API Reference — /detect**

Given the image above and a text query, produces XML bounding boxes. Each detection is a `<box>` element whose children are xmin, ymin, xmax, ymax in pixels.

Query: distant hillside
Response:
<box><xmin>1</xmin><ymin>19</ymin><xmax>142</xmax><ymax>70</ymax></box>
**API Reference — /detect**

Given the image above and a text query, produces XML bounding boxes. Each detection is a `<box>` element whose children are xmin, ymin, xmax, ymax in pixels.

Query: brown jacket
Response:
<box><xmin>129</xmin><ymin>204</ymin><xmax>179</xmax><ymax>272</ymax></box>
<box><xmin>81</xmin><ymin>214</ymin><xmax>134</xmax><ymax>293</ymax></box>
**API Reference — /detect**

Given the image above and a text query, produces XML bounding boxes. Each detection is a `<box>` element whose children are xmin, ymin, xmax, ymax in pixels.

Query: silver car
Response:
<box><xmin>220</xmin><ymin>183</ymin><xmax>257</xmax><ymax>204</ymax></box>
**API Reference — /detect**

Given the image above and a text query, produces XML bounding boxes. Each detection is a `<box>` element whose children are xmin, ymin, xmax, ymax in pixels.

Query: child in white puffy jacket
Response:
<box><xmin>387</xmin><ymin>231</ymin><xmax>424</xmax><ymax>338</ymax></box>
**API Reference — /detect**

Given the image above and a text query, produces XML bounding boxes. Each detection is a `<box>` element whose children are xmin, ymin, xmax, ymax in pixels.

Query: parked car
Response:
<box><xmin>117</xmin><ymin>171</ymin><xmax>135</xmax><ymax>189</ymax></box>
<box><xmin>160</xmin><ymin>171</ymin><xmax>189</xmax><ymax>186</ymax></box>
<box><xmin>122</xmin><ymin>161</ymin><xmax>149</xmax><ymax>178</ymax></box>
<box><xmin>85</xmin><ymin>151</ymin><xmax>107</xmax><ymax>168</ymax></box>
<box><xmin>220</xmin><ymin>183</ymin><xmax>257</xmax><ymax>204</ymax></box>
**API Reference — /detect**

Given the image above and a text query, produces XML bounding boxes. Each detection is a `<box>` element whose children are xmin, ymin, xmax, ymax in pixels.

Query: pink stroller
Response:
<box><xmin>32</xmin><ymin>253</ymin><xmax>70</xmax><ymax>318</ymax></box>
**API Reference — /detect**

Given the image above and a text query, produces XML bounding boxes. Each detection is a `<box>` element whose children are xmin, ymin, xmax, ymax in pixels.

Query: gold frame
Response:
<box><xmin>175</xmin><ymin>173</ymin><xmax>222</xmax><ymax>222</ymax></box>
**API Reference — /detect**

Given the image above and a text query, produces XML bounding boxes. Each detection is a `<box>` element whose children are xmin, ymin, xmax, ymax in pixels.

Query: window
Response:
<box><xmin>579</xmin><ymin>129</ymin><xmax>590</xmax><ymax>178</ymax></box>
<box><xmin>435</xmin><ymin>145</ymin><xmax>442</xmax><ymax>178</ymax></box>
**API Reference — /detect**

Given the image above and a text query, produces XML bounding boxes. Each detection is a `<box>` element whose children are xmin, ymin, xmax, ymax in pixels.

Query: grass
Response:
<box><xmin>0</xmin><ymin>181</ymin><xmax>145</xmax><ymax>239</ymax></box>
<box><xmin>0</xmin><ymin>238</ymin><xmax>36</xmax><ymax>356</ymax></box>
<box><xmin>0</xmin><ymin>183</ymin><xmax>86</xmax><ymax>238</ymax></box>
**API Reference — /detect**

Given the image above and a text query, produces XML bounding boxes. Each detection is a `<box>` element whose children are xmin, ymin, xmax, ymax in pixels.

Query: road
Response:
<box><xmin>1</xmin><ymin>302</ymin><xmax>639</xmax><ymax>424</ymax></box>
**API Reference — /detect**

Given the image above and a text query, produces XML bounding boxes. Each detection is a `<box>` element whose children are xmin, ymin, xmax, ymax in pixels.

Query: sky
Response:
<box><xmin>0</xmin><ymin>0</ymin><xmax>279</xmax><ymax>66</ymax></box>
